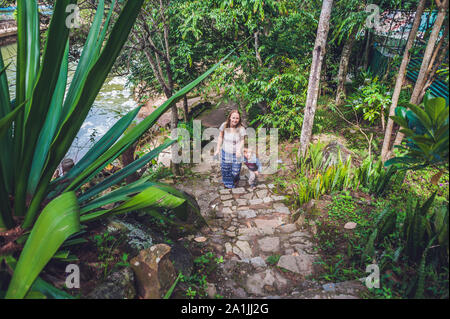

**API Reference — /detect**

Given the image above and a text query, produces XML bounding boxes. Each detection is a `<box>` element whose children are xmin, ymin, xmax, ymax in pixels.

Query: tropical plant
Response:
<box><xmin>354</xmin><ymin>156</ymin><xmax>405</xmax><ymax>196</ymax></box>
<box><xmin>386</xmin><ymin>95</ymin><xmax>449</xmax><ymax>172</ymax></box>
<box><xmin>0</xmin><ymin>0</ymin><xmax>233</xmax><ymax>299</ymax></box>
<box><xmin>345</xmin><ymin>76</ymin><xmax>391</xmax><ymax>126</ymax></box>
<box><xmin>363</xmin><ymin>192</ymin><xmax>449</xmax><ymax>297</ymax></box>
<box><xmin>294</xmin><ymin>144</ymin><xmax>353</xmax><ymax>206</ymax></box>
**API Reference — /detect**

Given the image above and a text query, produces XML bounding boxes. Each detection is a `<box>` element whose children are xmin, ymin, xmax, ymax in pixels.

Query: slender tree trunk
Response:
<box><xmin>298</xmin><ymin>0</ymin><xmax>334</xmax><ymax>158</ymax></box>
<box><xmin>391</xmin><ymin>0</ymin><xmax>448</xmax><ymax>151</ymax></box>
<box><xmin>363</xmin><ymin>30</ymin><xmax>371</xmax><ymax>70</ymax></box>
<box><xmin>254</xmin><ymin>30</ymin><xmax>263</xmax><ymax>66</ymax></box>
<box><xmin>183</xmin><ymin>94</ymin><xmax>189</xmax><ymax>122</ymax></box>
<box><xmin>335</xmin><ymin>27</ymin><xmax>358</xmax><ymax>106</ymax></box>
<box><xmin>381</xmin><ymin>0</ymin><xmax>427</xmax><ymax>161</ymax></box>
<box><xmin>418</xmin><ymin>23</ymin><xmax>449</xmax><ymax>102</ymax></box>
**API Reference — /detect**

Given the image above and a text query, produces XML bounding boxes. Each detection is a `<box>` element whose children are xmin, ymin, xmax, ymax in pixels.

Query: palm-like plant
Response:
<box><xmin>0</xmin><ymin>0</ymin><xmax>231</xmax><ymax>299</ymax></box>
<box><xmin>386</xmin><ymin>94</ymin><xmax>449</xmax><ymax>171</ymax></box>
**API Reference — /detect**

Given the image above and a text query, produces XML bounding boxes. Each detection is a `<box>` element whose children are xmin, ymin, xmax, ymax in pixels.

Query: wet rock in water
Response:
<box><xmin>130</xmin><ymin>244</ymin><xmax>177</xmax><ymax>299</ymax></box>
<box><xmin>86</xmin><ymin>268</ymin><xmax>136</xmax><ymax>299</ymax></box>
<box><xmin>169</xmin><ymin>243</ymin><xmax>193</xmax><ymax>277</ymax></box>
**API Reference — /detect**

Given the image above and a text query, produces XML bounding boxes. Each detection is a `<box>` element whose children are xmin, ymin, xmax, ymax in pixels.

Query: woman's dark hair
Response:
<box><xmin>225</xmin><ymin>109</ymin><xmax>243</xmax><ymax>128</ymax></box>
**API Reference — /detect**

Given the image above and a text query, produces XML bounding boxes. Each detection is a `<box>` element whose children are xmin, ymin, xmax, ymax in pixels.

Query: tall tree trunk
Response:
<box><xmin>363</xmin><ymin>30</ymin><xmax>371</xmax><ymax>70</ymax></box>
<box><xmin>391</xmin><ymin>0</ymin><xmax>448</xmax><ymax>151</ymax></box>
<box><xmin>418</xmin><ymin>23</ymin><xmax>449</xmax><ymax>102</ymax></box>
<box><xmin>298</xmin><ymin>0</ymin><xmax>334</xmax><ymax>158</ymax></box>
<box><xmin>254</xmin><ymin>30</ymin><xmax>263</xmax><ymax>66</ymax></box>
<box><xmin>335</xmin><ymin>27</ymin><xmax>358</xmax><ymax>106</ymax></box>
<box><xmin>380</xmin><ymin>0</ymin><xmax>427</xmax><ymax>161</ymax></box>
<box><xmin>183</xmin><ymin>94</ymin><xmax>189</xmax><ymax>122</ymax></box>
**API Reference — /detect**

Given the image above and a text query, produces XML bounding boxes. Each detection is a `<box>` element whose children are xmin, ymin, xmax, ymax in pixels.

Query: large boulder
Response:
<box><xmin>130</xmin><ymin>244</ymin><xmax>177</xmax><ymax>299</ymax></box>
<box><xmin>321</xmin><ymin>141</ymin><xmax>353</xmax><ymax>168</ymax></box>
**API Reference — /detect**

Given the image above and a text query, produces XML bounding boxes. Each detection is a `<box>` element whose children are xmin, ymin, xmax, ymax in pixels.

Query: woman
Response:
<box><xmin>214</xmin><ymin>110</ymin><xmax>246</xmax><ymax>188</ymax></box>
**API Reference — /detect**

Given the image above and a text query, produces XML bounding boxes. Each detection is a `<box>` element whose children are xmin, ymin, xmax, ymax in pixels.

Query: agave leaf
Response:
<box><xmin>24</xmin><ymin>0</ymin><xmax>145</xmax><ymax>228</ymax></box>
<box><xmin>52</xmin><ymin>105</ymin><xmax>142</xmax><ymax>194</ymax></box>
<box><xmin>5</xmin><ymin>192</ymin><xmax>80</xmax><ymax>299</ymax></box>
<box><xmin>77</xmin><ymin>139</ymin><xmax>176</xmax><ymax>203</ymax></box>
<box><xmin>0</xmin><ymin>103</ymin><xmax>25</xmax><ymax>139</ymax></box>
<box><xmin>79</xmin><ymin>180</ymin><xmax>156</xmax><ymax>214</ymax></box>
<box><xmin>59</xmin><ymin>0</ymin><xmax>115</xmax><ymax>123</ymax></box>
<box><xmin>4</xmin><ymin>256</ymin><xmax>74</xmax><ymax>299</ymax></box>
<box><xmin>15</xmin><ymin>0</ymin><xmax>75</xmax><ymax>218</ymax></box>
<box><xmin>27</xmin><ymin>41</ymin><xmax>69</xmax><ymax>196</ymax></box>
<box><xmin>80</xmin><ymin>186</ymin><xmax>185</xmax><ymax>223</ymax></box>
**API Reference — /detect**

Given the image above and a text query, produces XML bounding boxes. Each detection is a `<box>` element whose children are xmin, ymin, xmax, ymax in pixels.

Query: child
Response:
<box><xmin>243</xmin><ymin>148</ymin><xmax>262</xmax><ymax>187</ymax></box>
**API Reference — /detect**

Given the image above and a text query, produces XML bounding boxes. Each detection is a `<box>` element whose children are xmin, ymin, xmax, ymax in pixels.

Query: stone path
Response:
<box><xmin>173</xmin><ymin>161</ymin><xmax>366</xmax><ymax>299</ymax></box>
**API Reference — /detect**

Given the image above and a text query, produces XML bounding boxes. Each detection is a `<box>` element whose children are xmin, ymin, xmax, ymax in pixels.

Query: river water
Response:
<box><xmin>1</xmin><ymin>43</ymin><xmax>138</xmax><ymax>162</ymax></box>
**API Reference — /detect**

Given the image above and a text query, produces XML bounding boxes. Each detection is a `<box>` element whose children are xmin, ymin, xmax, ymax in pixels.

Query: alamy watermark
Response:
<box><xmin>66</xmin><ymin>4</ymin><xmax>81</xmax><ymax>29</ymax></box>
<box><xmin>65</xmin><ymin>264</ymin><xmax>80</xmax><ymax>289</ymax></box>
<box><xmin>365</xmin><ymin>4</ymin><xmax>382</xmax><ymax>32</ymax></box>
<box><xmin>365</xmin><ymin>264</ymin><xmax>380</xmax><ymax>289</ymax></box>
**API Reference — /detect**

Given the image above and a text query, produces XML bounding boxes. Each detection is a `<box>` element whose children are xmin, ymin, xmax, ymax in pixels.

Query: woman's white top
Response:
<box><xmin>219</xmin><ymin>122</ymin><xmax>246</xmax><ymax>154</ymax></box>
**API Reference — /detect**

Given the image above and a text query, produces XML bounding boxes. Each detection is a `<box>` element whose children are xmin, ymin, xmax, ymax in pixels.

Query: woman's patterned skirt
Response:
<box><xmin>221</xmin><ymin>149</ymin><xmax>242</xmax><ymax>188</ymax></box>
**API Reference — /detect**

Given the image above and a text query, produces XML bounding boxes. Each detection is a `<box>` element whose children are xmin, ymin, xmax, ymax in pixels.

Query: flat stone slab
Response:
<box><xmin>219</xmin><ymin>189</ymin><xmax>231</xmax><ymax>195</ymax></box>
<box><xmin>273</xmin><ymin>203</ymin><xmax>290</xmax><ymax>214</ymax></box>
<box><xmin>221</xmin><ymin>195</ymin><xmax>233</xmax><ymax>201</ymax></box>
<box><xmin>250</xmin><ymin>257</ymin><xmax>267</xmax><ymax>268</ymax></box>
<box><xmin>263</xmin><ymin>197</ymin><xmax>273</xmax><ymax>203</ymax></box>
<box><xmin>277</xmin><ymin>224</ymin><xmax>298</xmax><ymax>233</ymax></box>
<box><xmin>258</xmin><ymin>237</ymin><xmax>280</xmax><ymax>253</ymax></box>
<box><xmin>238</xmin><ymin>228</ymin><xmax>261</xmax><ymax>236</ymax></box>
<box><xmin>253</xmin><ymin>219</ymin><xmax>283</xmax><ymax>229</ymax></box>
<box><xmin>232</xmin><ymin>187</ymin><xmax>246</xmax><ymax>194</ymax></box>
<box><xmin>245</xmin><ymin>269</ymin><xmax>287</xmax><ymax>296</ymax></box>
<box><xmin>222</xmin><ymin>207</ymin><xmax>233</xmax><ymax>214</ymax></box>
<box><xmin>249</xmin><ymin>198</ymin><xmax>263</xmax><ymax>205</ymax></box>
<box><xmin>238</xmin><ymin>210</ymin><xmax>257</xmax><ymax>219</ymax></box>
<box><xmin>256</xmin><ymin>189</ymin><xmax>269</xmax><ymax>198</ymax></box>
<box><xmin>242</xmin><ymin>193</ymin><xmax>254</xmax><ymax>200</ymax></box>
<box><xmin>233</xmin><ymin>240</ymin><xmax>253</xmax><ymax>259</ymax></box>
<box><xmin>289</xmin><ymin>231</ymin><xmax>310</xmax><ymax>238</ymax></box>
<box><xmin>223</xmin><ymin>200</ymin><xmax>233</xmax><ymax>207</ymax></box>
<box><xmin>277</xmin><ymin>254</ymin><xmax>314</xmax><ymax>275</ymax></box>
<box><xmin>236</xmin><ymin>199</ymin><xmax>248</xmax><ymax>206</ymax></box>
<box><xmin>272</xmin><ymin>196</ymin><xmax>287</xmax><ymax>201</ymax></box>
